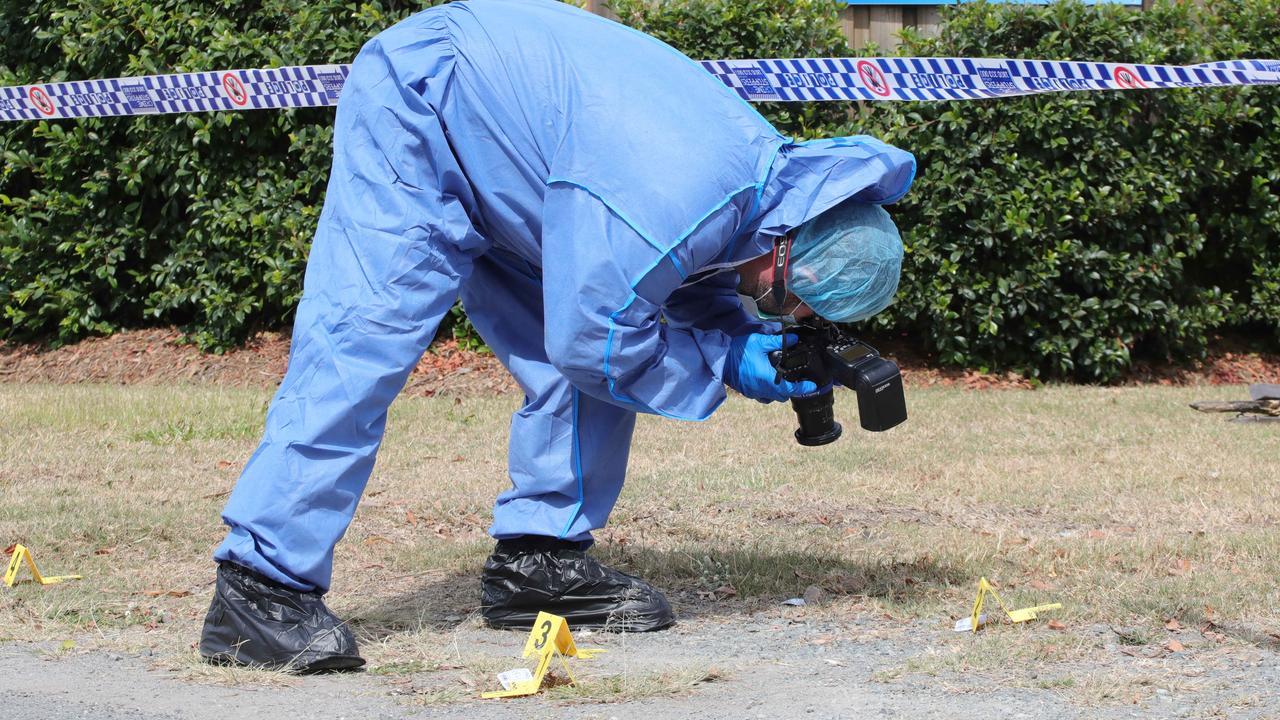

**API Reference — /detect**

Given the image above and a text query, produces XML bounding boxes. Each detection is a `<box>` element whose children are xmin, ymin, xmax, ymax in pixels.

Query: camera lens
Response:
<box><xmin>791</xmin><ymin>391</ymin><xmax>842</xmax><ymax>446</ymax></box>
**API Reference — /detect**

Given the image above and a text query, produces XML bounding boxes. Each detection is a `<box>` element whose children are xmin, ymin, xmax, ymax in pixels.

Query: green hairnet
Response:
<box><xmin>787</xmin><ymin>200</ymin><xmax>904</xmax><ymax>323</ymax></box>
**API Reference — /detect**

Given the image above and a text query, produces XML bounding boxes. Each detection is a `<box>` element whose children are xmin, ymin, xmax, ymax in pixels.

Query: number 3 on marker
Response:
<box><xmin>533</xmin><ymin>619</ymin><xmax>552</xmax><ymax>650</ymax></box>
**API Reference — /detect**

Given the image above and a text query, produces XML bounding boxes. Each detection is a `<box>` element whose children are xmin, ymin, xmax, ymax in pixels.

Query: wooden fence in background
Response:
<box><xmin>838</xmin><ymin>0</ymin><xmax>1156</xmax><ymax>49</ymax></box>
<box><xmin>839</xmin><ymin>5</ymin><xmax>941</xmax><ymax>49</ymax></box>
<box><xmin>586</xmin><ymin>1</ymin><xmax>1160</xmax><ymax>51</ymax></box>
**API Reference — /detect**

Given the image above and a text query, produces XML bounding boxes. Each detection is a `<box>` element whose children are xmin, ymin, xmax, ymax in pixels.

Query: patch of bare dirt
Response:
<box><xmin>877</xmin><ymin>336</ymin><xmax>1280</xmax><ymax>390</ymax></box>
<box><xmin>0</xmin><ymin>329</ymin><xmax>515</xmax><ymax>398</ymax></box>
<box><xmin>1128</xmin><ymin>345</ymin><xmax>1280</xmax><ymax>387</ymax></box>
<box><xmin>1</xmin><ymin>328</ymin><xmax>1276</xmax><ymax>395</ymax></box>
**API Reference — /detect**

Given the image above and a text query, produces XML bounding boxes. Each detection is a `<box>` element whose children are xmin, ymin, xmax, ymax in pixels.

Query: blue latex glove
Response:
<box><xmin>724</xmin><ymin>333</ymin><xmax>820</xmax><ymax>403</ymax></box>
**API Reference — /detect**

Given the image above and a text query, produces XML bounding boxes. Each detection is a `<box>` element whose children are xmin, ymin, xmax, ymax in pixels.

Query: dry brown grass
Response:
<box><xmin>2</xmin><ymin>382</ymin><xmax>1277</xmax><ymax>703</ymax></box>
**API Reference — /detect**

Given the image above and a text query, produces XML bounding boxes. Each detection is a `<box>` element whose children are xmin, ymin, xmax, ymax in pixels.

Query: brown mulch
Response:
<box><xmin>1</xmin><ymin>328</ymin><xmax>1276</xmax><ymax>396</ymax></box>
<box><xmin>0</xmin><ymin>328</ymin><xmax>514</xmax><ymax>398</ymax></box>
<box><xmin>876</xmin><ymin>336</ymin><xmax>1280</xmax><ymax>390</ymax></box>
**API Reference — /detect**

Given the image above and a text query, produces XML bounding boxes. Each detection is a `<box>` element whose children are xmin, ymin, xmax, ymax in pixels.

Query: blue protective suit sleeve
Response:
<box><xmin>662</xmin><ymin>270</ymin><xmax>776</xmax><ymax>338</ymax></box>
<box><xmin>541</xmin><ymin>184</ymin><xmax>733</xmax><ymax>421</ymax></box>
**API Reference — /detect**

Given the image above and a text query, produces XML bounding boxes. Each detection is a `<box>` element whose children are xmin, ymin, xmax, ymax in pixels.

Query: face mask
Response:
<box><xmin>737</xmin><ymin>288</ymin><xmax>803</xmax><ymax>325</ymax></box>
<box><xmin>739</xmin><ymin>233</ymin><xmax>808</xmax><ymax>324</ymax></box>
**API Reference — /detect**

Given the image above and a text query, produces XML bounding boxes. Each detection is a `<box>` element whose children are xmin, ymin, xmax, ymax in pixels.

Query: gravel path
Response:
<box><xmin>6</xmin><ymin>614</ymin><xmax>1278</xmax><ymax>719</ymax></box>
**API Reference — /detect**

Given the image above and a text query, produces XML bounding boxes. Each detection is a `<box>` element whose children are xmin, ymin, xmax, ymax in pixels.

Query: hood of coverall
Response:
<box><xmin>723</xmin><ymin>135</ymin><xmax>915</xmax><ymax>322</ymax></box>
<box><xmin>735</xmin><ymin>135</ymin><xmax>916</xmax><ymax>265</ymax></box>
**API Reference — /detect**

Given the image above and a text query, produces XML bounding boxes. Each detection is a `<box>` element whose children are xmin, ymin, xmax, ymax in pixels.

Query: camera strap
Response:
<box><xmin>769</xmin><ymin>234</ymin><xmax>792</xmax><ymax>309</ymax></box>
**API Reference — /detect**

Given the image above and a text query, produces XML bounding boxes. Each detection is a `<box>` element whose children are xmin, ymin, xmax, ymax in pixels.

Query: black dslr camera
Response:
<box><xmin>768</xmin><ymin>320</ymin><xmax>907</xmax><ymax>446</ymax></box>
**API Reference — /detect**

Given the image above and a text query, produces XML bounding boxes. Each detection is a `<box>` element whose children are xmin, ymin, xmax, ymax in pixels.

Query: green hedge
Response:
<box><xmin>1</xmin><ymin>0</ymin><xmax>1277</xmax><ymax>381</ymax></box>
<box><xmin>849</xmin><ymin>0</ymin><xmax>1280</xmax><ymax>380</ymax></box>
<box><xmin>0</xmin><ymin>0</ymin><xmax>441</xmax><ymax>349</ymax></box>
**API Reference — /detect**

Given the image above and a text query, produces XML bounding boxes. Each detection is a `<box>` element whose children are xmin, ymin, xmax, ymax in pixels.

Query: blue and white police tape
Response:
<box><xmin>0</xmin><ymin>65</ymin><xmax>349</xmax><ymax>122</ymax></box>
<box><xmin>2</xmin><ymin>57</ymin><xmax>1278</xmax><ymax>122</ymax></box>
<box><xmin>706</xmin><ymin>57</ymin><xmax>1280</xmax><ymax>101</ymax></box>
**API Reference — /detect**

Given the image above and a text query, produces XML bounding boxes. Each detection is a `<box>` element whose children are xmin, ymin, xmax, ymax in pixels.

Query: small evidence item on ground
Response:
<box><xmin>4</xmin><ymin>543</ymin><xmax>82</xmax><ymax>587</ymax></box>
<box><xmin>781</xmin><ymin>584</ymin><xmax>828</xmax><ymax>607</ymax></box>
<box><xmin>1190</xmin><ymin>384</ymin><xmax>1280</xmax><ymax>424</ymax></box>
<box><xmin>955</xmin><ymin>577</ymin><xmax>1062</xmax><ymax>633</ymax></box>
<box><xmin>481</xmin><ymin>611</ymin><xmax>605</xmax><ymax>699</ymax></box>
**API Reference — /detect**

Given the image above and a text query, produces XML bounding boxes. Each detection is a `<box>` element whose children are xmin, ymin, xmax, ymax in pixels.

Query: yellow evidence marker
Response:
<box><xmin>481</xmin><ymin>611</ymin><xmax>605</xmax><ymax>699</ymax></box>
<box><xmin>4</xmin><ymin>544</ymin><xmax>82</xmax><ymax>588</ymax></box>
<box><xmin>954</xmin><ymin>576</ymin><xmax>1061</xmax><ymax>632</ymax></box>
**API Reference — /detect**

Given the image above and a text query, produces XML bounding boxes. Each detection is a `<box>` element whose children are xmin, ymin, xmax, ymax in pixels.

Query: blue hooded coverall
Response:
<box><xmin>214</xmin><ymin>0</ymin><xmax>916</xmax><ymax>593</ymax></box>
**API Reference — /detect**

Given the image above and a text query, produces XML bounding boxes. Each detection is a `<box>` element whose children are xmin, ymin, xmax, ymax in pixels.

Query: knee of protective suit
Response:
<box><xmin>544</xmin><ymin>329</ymin><xmax>629</xmax><ymax>408</ymax></box>
<box><xmin>544</xmin><ymin>341</ymin><xmax>597</xmax><ymax>392</ymax></box>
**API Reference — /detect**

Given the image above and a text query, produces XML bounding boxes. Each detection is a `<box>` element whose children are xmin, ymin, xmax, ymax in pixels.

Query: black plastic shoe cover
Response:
<box><xmin>199</xmin><ymin>563</ymin><xmax>365</xmax><ymax>672</ymax></box>
<box><xmin>481</xmin><ymin>537</ymin><xmax>674</xmax><ymax>632</ymax></box>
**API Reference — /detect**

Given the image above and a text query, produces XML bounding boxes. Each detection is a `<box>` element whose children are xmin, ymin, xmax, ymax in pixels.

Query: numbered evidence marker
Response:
<box><xmin>4</xmin><ymin>544</ymin><xmax>82</xmax><ymax>588</ymax></box>
<box><xmin>954</xmin><ymin>577</ymin><xmax>1061</xmax><ymax>632</ymax></box>
<box><xmin>481</xmin><ymin>611</ymin><xmax>605</xmax><ymax>699</ymax></box>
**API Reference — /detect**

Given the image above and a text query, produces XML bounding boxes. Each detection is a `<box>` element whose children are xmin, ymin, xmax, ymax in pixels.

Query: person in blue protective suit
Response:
<box><xmin>198</xmin><ymin>0</ymin><xmax>915</xmax><ymax>672</ymax></box>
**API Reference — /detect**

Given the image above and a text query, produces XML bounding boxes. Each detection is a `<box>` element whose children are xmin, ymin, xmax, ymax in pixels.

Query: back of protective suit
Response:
<box><xmin>372</xmin><ymin>0</ymin><xmax>785</xmax><ymax>263</ymax></box>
